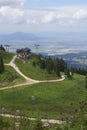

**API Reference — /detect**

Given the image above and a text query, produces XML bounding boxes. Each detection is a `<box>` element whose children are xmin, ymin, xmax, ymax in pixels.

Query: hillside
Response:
<box><xmin>15</xmin><ymin>55</ymin><xmax>66</xmax><ymax>80</ymax></box>
<box><xmin>0</xmin><ymin>74</ymin><xmax>86</xmax><ymax>119</ymax></box>
<box><xmin>0</xmin><ymin>51</ymin><xmax>87</xmax><ymax>129</ymax></box>
<box><xmin>0</xmin><ymin>51</ymin><xmax>14</xmax><ymax>63</ymax></box>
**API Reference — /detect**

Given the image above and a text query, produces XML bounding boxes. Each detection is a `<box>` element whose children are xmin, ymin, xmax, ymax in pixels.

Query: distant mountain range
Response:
<box><xmin>0</xmin><ymin>32</ymin><xmax>40</xmax><ymax>41</ymax></box>
<box><xmin>0</xmin><ymin>31</ymin><xmax>87</xmax><ymax>42</ymax></box>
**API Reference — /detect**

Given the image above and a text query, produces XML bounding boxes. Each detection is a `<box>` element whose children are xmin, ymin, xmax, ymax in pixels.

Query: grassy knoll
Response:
<box><xmin>15</xmin><ymin>56</ymin><xmax>60</xmax><ymax>80</ymax></box>
<box><xmin>0</xmin><ymin>66</ymin><xmax>25</xmax><ymax>88</ymax></box>
<box><xmin>0</xmin><ymin>51</ymin><xmax>14</xmax><ymax>63</ymax></box>
<box><xmin>0</xmin><ymin>74</ymin><xmax>87</xmax><ymax>119</ymax></box>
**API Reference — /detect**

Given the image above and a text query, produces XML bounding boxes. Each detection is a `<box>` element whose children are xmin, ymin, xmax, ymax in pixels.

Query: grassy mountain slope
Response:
<box><xmin>15</xmin><ymin>56</ymin><xmax>61</xmax><ymax>80</ymax></box>
<box><xmin>0</xmin><ymin>66</ymin><xmax>25</xmax><ymax>88</ymax></box>
<box><xmin>0</xmin><ymin>74</ymin><xmax>86</xmax><ymax>119</ymax></box>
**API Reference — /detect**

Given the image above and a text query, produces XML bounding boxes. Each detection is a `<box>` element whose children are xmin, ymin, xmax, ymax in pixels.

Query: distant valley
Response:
<box><xmin>0</xmin><ymin>32</ymin><xmax>87</xmax><ymax>69</ymax></box>
<box><xmin>41</xmin><ymin>51</ymin><xmax>87</xmax><ymax>69</ymax></box>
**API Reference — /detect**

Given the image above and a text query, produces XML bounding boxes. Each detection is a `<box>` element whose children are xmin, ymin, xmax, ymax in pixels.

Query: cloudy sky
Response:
<box><xmin>0</xmin><ymin>0</ymin><xmax>87</xmax><ymax>34</ymax></box>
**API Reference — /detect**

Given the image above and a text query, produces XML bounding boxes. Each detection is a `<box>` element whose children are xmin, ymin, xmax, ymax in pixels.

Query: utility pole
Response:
<box><xmin>34</xmin><ymin>44</ymin><xmax>40</xmax><ymax>54</ymax></box>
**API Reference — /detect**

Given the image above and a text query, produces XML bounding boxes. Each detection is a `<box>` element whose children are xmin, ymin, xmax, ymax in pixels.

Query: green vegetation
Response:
<box><xmin>0</xmin><ymin>102</ymin><xmax>87</xmax><ymax>130</ymax></box>
<box><xmin>15</xmin><ymin>55</ymin><xmax>66</xmax><ymax>80</ymax></box>
<box><xmin>0</xmin><ymin>52</ymin><xmax>87</xmax><ymax>129</ymax></box>
<box><xmin>85</xmin><ymin>74</ymin><xmax>87</xmax><ymax>89</ymax></box>
<box><xmin>0</xmin><ymin>108</ymin><xmax>87</xmax><ymax>130</ymax></box>
<box><xmin>0</xmin><ymin>55</ymin><xmax>4</xmax><ymax>73</ymax></box>
<box><xmin>0</xmin><ymin>116</ymin><xmax>60</xmax><ymax>130</ymax></box>
<box><xmin>15</xmin><ymin>59</ymin><xmax>58</xmax><ymax>80</ymax></box>
<box><xmin>0</xmin><ymin>51</ymin><xmax>25</xmax><ymax>88</ymax></box>
<box><xmin>0</xmin><ymin>66</ymin><xmax>25</xmax><ymax>87</ymax></box>
<box><xmin>0</xmin><ymin>74</ymin><xmax>86</xmax><ymax>119</ymax></box>
<box><xmin>0</xmin><ymin>51</ymin><xmax>14</xmax><ymax>63</ymax></box>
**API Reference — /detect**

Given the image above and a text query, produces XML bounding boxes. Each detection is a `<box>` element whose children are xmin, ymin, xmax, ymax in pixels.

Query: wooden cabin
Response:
<box><xmin>16</xmin><ymin>48</ymin><xmax>31</xmax><ymax>60</ymax></box>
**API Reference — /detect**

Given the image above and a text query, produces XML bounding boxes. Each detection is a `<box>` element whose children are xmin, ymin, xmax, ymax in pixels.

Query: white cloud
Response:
<box><xmin>72</xmin><ymin>9</ymin><xmax>87</xmax><ymax>20</ymax></box>
<box><xmin>42</xmin><ymin>12</ymin><xmax>56</xmax><ymax>23</ymax></box>
<box><xmin>26</xmin><ymin>19</ymin><xmax>38</xmax><ymax>24</ymax></box>
<box><xmin>0</xmin><ymin>6</ymin><xmax>24</xmax><ymax>24</ymax></box>
<box><xmin>1</xmin><ymin>5</ymin><xmax>87</xmax><ymax>26</ymax></box>
<box><xmin>42</xmin><ymin>10</ymin><xmax>67</xmax><ymax>24</ymax></box>
<box><xmin>0</xmin><ymin>5</ymin><xmax>87</xmax><ymax>33</ymax></box>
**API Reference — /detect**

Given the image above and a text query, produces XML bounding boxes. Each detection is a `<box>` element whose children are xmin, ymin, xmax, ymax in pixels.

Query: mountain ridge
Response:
<box><xmin>0</xmin><ymin>32</ymin><xmax>40</xmax><ymax>41</ymax></box>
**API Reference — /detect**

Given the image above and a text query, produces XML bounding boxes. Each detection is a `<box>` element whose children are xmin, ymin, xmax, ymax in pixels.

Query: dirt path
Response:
<box><xmin>1</xmin><ymin>56</ymin><xmax>66</xmax><ymax>125</ymax></box>
<box><xmin>2</xmin><ymin>55</ymin><xmax>65</xmax><ymax>90</ymax></box>
<box><xmin>0</xmin><ymin>113</ymin><xmax>65</xmax><ymax>125</ymax></box>
<box><xmin>6</xmin><ymin>55</ymin><xmax>39</xmax><ymax>83</ymax></box>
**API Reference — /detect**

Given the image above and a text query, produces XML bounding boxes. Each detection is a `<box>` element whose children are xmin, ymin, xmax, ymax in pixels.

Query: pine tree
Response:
<box><xmin>66</xmin><ymin>69</ymin><xmax>71</xmax><ymax>79</ymax></box>
<box><xmin>46</xmin><ymin>57</ymin><xmax>53</xmax><ymax>74</ymax></box>
<box><xmin>53</xmin><ymin>60</ymin><xmax>61</xmax><ymax>77</ymax></box>
<box><xmin>0</xmin><ymin>55</ymin><xmax>4</xmax><ymax>73</ymax></box>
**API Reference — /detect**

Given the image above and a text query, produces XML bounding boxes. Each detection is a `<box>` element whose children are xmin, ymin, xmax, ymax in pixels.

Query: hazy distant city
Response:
<box><xmin>0</xmin><ymin>32</ymin><xmax>87</xmax><ymax>55</ymax></box>
<box><xmin>7</xmin><ymin>40</ymin><xmax>87</xmax><ymax>55</ymax></box>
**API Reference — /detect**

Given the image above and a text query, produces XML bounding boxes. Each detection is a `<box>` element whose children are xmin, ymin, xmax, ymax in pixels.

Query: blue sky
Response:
<box><xmin>24</xmin><ymin>0</ymin><xmax>87</xmax><ymax>8</ymax></box>
<box><xmin>0</xmin><ymin>0</ymin><xmax>87</xmax><ymax>34</ymax></box>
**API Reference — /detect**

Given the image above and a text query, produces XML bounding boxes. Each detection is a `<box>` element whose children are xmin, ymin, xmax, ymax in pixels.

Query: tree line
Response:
<box><xmin>32</xmin><ymin>54</ymin><xmax>87</xmax><ymax>78</ymax></box>
<box><xmin>69</xmin><ymin>67</ymin><xmax>87</xmax><ymax>75</ymax></box>
<box><xmin>32</xmin><ymin>55</ymin><xmax>68</xmax><ymax>77</ymax></box>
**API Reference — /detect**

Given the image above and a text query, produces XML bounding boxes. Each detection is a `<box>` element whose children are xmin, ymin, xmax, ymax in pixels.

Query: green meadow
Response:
<box><xmin>0</xmin><ymin>74</ymin><xmax>86</xmax><ymax>119</ymax></box>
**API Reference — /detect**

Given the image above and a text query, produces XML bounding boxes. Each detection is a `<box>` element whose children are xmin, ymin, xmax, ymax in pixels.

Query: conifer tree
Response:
<box><xmin>46</xmin><ymin>57</ymin><xmax>53</xmax><ymax>74</ymax></box>
<box><xmin>0</xmin><ymin>55</ymin><xmax>4</xmax><ymax>73</ymax></box>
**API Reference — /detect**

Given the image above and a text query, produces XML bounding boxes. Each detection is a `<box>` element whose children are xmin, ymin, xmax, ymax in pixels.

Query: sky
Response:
<box><xmin>0</xmin><ymin>0</ymin><xmax>87</xmax><ymax>34</ymax></box>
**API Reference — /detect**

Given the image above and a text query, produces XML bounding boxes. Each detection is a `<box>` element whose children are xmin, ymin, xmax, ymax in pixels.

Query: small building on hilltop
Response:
<box><xmin>16</xmin><ymin>48</ymin><xmax>31</xmax><ymax>60</ymax></box>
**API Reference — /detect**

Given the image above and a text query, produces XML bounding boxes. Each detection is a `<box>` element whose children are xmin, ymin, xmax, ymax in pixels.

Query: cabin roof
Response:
<box><xmin>16</xmin><ymin>48</ymin><xmax>31</xmax><ymax>53</ymax></box>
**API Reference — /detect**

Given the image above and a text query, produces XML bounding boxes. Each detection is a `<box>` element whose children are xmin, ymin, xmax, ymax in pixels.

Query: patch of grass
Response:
<box><xmin>0</xmin><ymin>66</ymin><xmax>25</xmax><ymax>88</ymax></box>
<box><xmin>15</xmin><ymin>57</ymin><xmax>60</xmax><ymax>80</ymax></box>
<box><xmin>0</xmin><ymin>74</ymin><xmax>87</xmax><ymax>119</ymax></box>
<box><xmin>0</xmin><ymin>51</ymin><xmax>14</xmax><ymax>63</ymax></box>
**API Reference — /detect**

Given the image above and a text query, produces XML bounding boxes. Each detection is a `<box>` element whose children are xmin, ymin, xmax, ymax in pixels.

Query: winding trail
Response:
<box><xmin>1</xmin><ymin>55</ymin><xmax>66</xmax><ymax>124</ymax></box>
<box><xmin>6</xmin><ymin>55</ymin><xmax>39</xmax><ymax>83</ymax></box>
<box><xmin>2</xmin><ymin>55</ymin><xmax>65</xmax><ymax>90</ymax></box>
